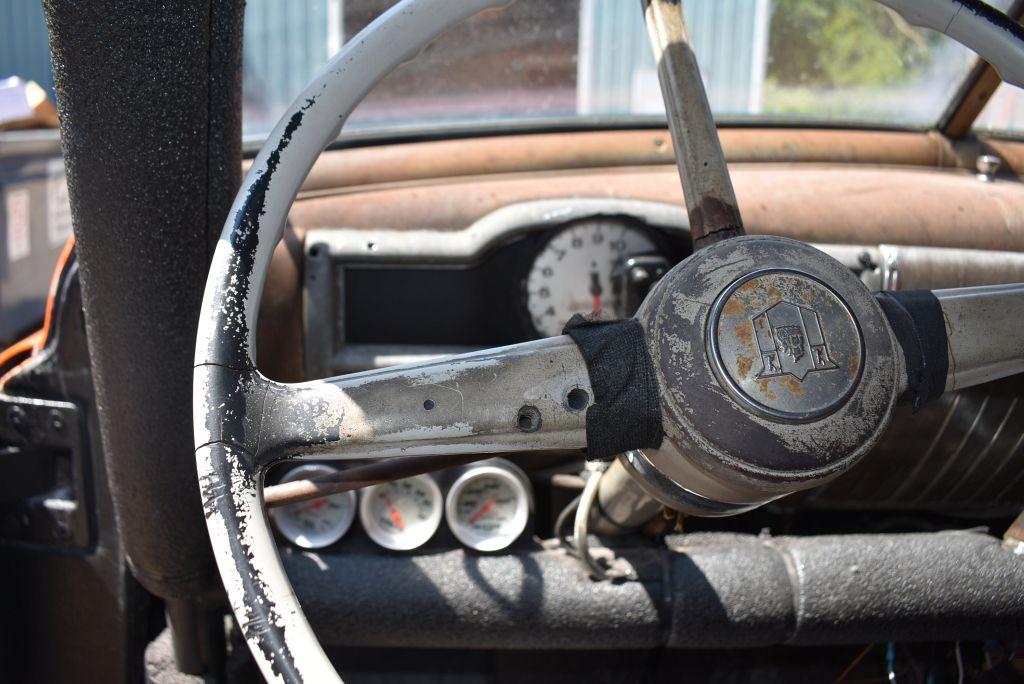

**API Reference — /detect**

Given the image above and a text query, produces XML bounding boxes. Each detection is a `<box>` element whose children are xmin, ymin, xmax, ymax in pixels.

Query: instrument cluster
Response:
<box><xmin>303</xmin><ymin>210</ymin><xmax>682</xmax><ymax>377</ymax></box>
<box><xmin>270</xmin><ymin>458</ymin><xmax>533</xmax><ymax>553</ymax></box>
<box><xmin>524</xmin><ymin>219</ymin><xmax>664</xmax><ymax>336</ymax></box>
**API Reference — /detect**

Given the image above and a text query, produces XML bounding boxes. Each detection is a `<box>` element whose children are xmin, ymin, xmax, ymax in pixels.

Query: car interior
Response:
<box><xmin>3</xmin><ymin>0</ymin><xmax>1024</xmax><ymax>682</ymax></box>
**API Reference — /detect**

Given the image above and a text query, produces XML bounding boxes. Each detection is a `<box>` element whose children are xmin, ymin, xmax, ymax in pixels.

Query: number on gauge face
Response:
<box><xmin>525</xmin><ymin>221</ymin><xmax>658</xmax><ymax>337</ymax></box>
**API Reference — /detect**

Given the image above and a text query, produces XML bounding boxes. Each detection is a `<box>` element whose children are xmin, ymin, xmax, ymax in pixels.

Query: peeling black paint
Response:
<box><xmin>200</xmin><ymin>443</ymin><xmax>304</xmax><ymax>682</ymax></box>
<box><xmin>956</xmin><ymin>0</ymin><xmax>1024</xmax><ymax>42</ymax></box>
<box><xmin>196</xmin><ymin>95</ymin><xmax>321</xmax><ymax>682</ymax></box>
<box><xmin>206</xmin><ymin>96</ymin><xmax>318</xmax><ymax>369</ymax></box>
<box><xmin>196</xmin><ymin>364</ymin><xmax>270</xmax><ymax>462</ymax></box>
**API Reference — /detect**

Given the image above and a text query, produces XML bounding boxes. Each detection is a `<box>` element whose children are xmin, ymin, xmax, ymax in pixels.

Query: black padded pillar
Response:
<box><xmin>42</xmin><ymin>0</ymin><xmax>245</xmax><ymax>600</ymax></box>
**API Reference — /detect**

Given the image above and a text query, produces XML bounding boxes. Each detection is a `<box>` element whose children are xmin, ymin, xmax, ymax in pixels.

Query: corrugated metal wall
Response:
<box><xmin>577</xmin><ymin>0</ymin><xmax>770</xmax><ymax>116</ymax></box>
<box><xmin>2</xmin><ymin>0</ymin><xmax>770</xmax><ymax>130</ymax></box>
<box><xmin>0</xmin><ymin>0</ymin><xmax>55</xmax><ymax>98</ymax></box>
<box><xmin>243</xmin><ymin>0</ymin><xmax>342</xmax><ymax>136</ymax></box>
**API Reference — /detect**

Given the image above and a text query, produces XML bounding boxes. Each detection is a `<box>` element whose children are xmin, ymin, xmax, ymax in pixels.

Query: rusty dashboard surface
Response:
<box><xmin>284</xmin><ymin>128</ymin><xmax>1024</xmax><ymax>248</ymax></box>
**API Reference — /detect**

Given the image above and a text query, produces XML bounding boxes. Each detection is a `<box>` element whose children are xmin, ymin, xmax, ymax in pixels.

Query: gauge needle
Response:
<box><xmin>382</xmin><ymin>494</ymin><xmax>405</xmax><ymax>530</ymax></box>
<box><xmin>468</xmin><ymin>498</ymin><xmax>497</xmax><ymax>524</ymax></box>
<box><xmin>294</xmin><ymin>498</ymin><xmax>328</xmax><ymax>514</ymax></box>
<box><xmin>589</xmin><ymin>270</ymin><xmax>603</xmax><ymax>313</ymax></box>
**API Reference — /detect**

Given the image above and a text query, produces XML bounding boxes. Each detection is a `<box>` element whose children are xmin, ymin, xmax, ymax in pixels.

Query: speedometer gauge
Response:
<box><xmin>360</xmin><ymin>475</ymin><xmax>443</xmax><ymax>551</ymax></box>
<box><xmin>526</xmin><ymin>221</ymin><xmax>659</xmax><ymax>337</ymax></box>
<box><xmin>445</xmin><ymin>459</ymin><xmax>532</xmax><ymax>552</ymax></box>
<box><xmin>269</xmin><ymin>464</ymin><xmax>357</xmax><ymax>549</ymax></box>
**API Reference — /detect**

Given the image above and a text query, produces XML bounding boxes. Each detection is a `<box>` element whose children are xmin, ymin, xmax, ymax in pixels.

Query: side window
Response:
<box><xmin>974</xmin><ymin>83</ymin><xmax>1024</xmax><ymax>137</ymax></box>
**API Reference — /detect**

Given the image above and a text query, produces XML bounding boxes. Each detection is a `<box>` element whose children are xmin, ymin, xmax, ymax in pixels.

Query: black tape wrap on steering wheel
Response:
<box><xmin>874</xmin><ymin>290</ymin><xmax>949</xmax><ymax>412</ymax></box>
<box><xmin>562</xmin><ymin>314</ymin><xmax>665</xmax><ymax>460</ymax></box>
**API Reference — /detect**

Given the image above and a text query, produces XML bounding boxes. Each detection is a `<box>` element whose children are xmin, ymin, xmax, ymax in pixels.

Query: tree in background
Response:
<box><xmin>768</xmin><ymin>0</ymin><xmax>938</xmax><ymax>88</ymax></box>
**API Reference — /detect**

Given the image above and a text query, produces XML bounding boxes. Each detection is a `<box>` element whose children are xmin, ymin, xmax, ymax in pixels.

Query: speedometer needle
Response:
<box><xmin>382</xmin><ymin>494</ymin><xmax>405</xmax><ymax>530</ymax></box>
<box><xmin>589</xmin><ymin>271</ymin><xmax>603</xmax><ymax>313</ymax></box>
<box><xmin>294</xmin><ymin>499</ymin><xmax>328</xmax><ymax>514</ymax></box>
<box><xmin>468</xmin><ymin>498</ymin><xmax>497</xmax><ymax>524</ymax></box>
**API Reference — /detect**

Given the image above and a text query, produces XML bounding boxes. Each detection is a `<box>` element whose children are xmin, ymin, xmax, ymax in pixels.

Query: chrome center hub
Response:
<box><xmin>628</xmin><ymin>235</ymin><xmax>899</xmax><ymax>517</ymax></box>
<box><xmin>708</xmin><ymin>269</ymin><xmax>864</xmax><ymax>422</ymax></box>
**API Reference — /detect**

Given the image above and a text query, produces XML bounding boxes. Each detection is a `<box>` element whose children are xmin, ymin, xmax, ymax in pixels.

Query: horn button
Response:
<box><xmin>709</xmin><ymin>269</ymin><xmax>864</xmax><ymax>422</ymax></box>
<box><xmin>625</xmin><ymin>236</ymin><xmax>899</xmax><ymax>516</ymax></box>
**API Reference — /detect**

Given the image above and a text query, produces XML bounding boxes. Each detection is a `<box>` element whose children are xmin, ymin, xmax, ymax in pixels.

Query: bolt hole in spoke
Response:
<box><xmin>566</xmin><ymin>387</ymin><xmax>590</xmax><ymax>412</ymax></box>
<box><xmin>516</xmin><ymin>405</ymin><xmax>542</xmax><ymax>433</ymax></box>
<box><xmin>423</xmin><ymin>399</ymin><xmax>435</xmax><ymax>411</ymax></box>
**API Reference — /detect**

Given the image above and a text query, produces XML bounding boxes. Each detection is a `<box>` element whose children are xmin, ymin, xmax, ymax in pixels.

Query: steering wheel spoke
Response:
<box><xmin>196</xmin><ymin>337</ymin><xmax>591</xmax><ymax>470</ymax></box>
<box><xmin>933</xmin><ymin>283</ymin><xmax>1024</xmax><ymax>392</ymax></box>
<box><xmin>643</xmin><ymin>0</ymin><xmax>744</xmax><ymax>249</ymax></box>
<box><xmin>253</xmin><ymin>337</ymin><xmax>590</xmax><ymax>464</ymax></box>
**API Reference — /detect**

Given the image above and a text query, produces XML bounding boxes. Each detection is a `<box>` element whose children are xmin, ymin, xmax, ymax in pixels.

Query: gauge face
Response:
<box><xmin>445</xmin><ymin>463</ymin><xmax>531</xmax><ymax>552</ymax></box>
<box><xmin>360</xmin><ymin>475</ymin><xmax>443</xmax><ymax>551</ymax></box>
<box><xmin>525</xmin><ymin>221</ymin><xmax>659</xmax><ymax>337</ymax></box>
<box><xmin>269</xmin><ymin>464</ymin><xmax>357</xmax><ymax>549</ymax></box>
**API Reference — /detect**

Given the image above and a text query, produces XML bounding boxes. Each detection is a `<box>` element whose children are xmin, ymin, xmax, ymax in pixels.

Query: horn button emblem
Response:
<box><xmin>709</xmin><ymin>269</ymin><xmax>864</xmax><ymax>422</ymax></box>
<box><xmin>753</xmin><ymin>301</ymin><xmax>838</xmax><ymax>380</ymax></box>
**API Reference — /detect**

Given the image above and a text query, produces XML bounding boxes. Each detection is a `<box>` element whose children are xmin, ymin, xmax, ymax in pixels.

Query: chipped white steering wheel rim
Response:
<box><xmin>194</xmin><ymin>1</ymin><xmax>1024</xmax><ymax>682</ymax></box>
<box><xmin>195</xmin><ymin>2</ymin><xmax>506</xmax><ymax>682</ymax></box>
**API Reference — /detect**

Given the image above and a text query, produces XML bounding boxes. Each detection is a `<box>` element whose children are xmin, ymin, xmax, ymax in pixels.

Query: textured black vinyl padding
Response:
<box><xmin>562</xmin><ymin>315</ymin><xmax>665</xmax><ymax>459</ymax></box>
<box><xmin>284</xmin><ymin>532</ymin><xmax>1024</xmax><ymax>649</ymax></box>
<box><xmin>42</xmin><ymin>0</ymin><xmax>245</xmax><ymax>599</ymax></box>
<box><xmin>874</xmin><ymin>290</ymin><xmax>949</xmax><ymax>412</ymax></box>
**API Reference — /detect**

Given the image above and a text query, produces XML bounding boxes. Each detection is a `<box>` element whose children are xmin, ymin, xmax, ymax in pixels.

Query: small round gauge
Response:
<box><xmin>269</xmin><ymin>464</ymin><xmax>357</xmax><ymax>549</ymax></box>
<box><xmin>526</xmin><ymin>220</ymin><xmax>660</xmax><ymax>337</ymax></box>
<box><xmin>445</xmin><ymin>460</ymin><xmax>532</xmax><ymax>552</ymax></box>
<box><xmin>359</xmin><ymin>475</ymin><xmax>443</xmax><ymax>551</ymax></box>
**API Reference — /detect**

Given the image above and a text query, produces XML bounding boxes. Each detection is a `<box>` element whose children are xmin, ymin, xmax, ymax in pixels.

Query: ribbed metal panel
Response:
<box><xmin>0</xmin><ymin>0</ymin><xmax>55</xmax><ymax>98</ymax></box>
<box><xmin>578</xmin><ymin>0</ymin><xmax>769</xmax><ymax>116</ymax></box>
<box><xmin>805</xmin><ymin>375</ymin><xmax>1024</xmax><ymax>511</ymax></box>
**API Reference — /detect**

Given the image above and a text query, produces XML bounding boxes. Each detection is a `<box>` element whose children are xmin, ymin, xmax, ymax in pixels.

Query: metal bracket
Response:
<box><xmin>0</xmin><ymin>394</ymin><xmax>91</xmax><ymax>549</ymax></box>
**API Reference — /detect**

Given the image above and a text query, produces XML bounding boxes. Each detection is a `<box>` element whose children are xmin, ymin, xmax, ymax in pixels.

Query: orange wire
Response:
<box><xmin>0</xmin><ymin>235</ymin><xmax>76</xmax><ymax>387</ymax></box>
<box><xmin>833</xmin><ymin>644</ymin><xmax>875</xmax><ymax>684</ymax></box>
<box><xmin>39</xmin><ymin>234</ymin><xmax>77</xmax><ymax>347</ymax></box>
<box><xmin>0</xmin><ymin>331</ymin><xmax>44</xmax><ymax>372</ymax></box>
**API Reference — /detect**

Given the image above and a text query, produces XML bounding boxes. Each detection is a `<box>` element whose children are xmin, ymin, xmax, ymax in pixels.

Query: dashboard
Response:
<box><xmin>246</xmin><ymin>129</ymin><xmax>1024</xmax><ymax>558</ymax></box>
<box><xmin>271</xmin><ymin>197</ymin><xmax>1024</xmax><ymax>556</ymax></box>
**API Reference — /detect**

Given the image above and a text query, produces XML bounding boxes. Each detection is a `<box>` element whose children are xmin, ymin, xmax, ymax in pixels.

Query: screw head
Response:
<box><xmin>7</xmin><ymin>406</ymin><xmax>26</xmax><ymax>429</ymax></box>
<box><xmin>976</xmin><ymin>154</ymin><xmax>1002</xmax><ymax>181</ymax></box>
<box><xmin>629</xmin><ymin>266</ymin><xmax>650</xmax><ymax>284</ymax></box>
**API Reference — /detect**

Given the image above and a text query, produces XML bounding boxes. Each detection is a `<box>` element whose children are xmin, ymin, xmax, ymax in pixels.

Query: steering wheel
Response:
<box><xmin>194</xmin><ymin>1</ymin><xmax>1024</xmax><ymax>681</ymax></box>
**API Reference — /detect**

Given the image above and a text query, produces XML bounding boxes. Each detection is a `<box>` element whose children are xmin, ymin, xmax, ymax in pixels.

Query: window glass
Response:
<box><xmin>974</xmin><ymin>83</ymin><xmax>1024</xmax><ymax>136</ymax></box>
<box><xmin>241</xmin><ymin>0</ymin><xmax>1009</xmax><ymax>139</ymax></box>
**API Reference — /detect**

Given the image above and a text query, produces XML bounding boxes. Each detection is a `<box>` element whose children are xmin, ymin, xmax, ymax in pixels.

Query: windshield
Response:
<box><xmin>242</xmin><ymin>0</ymin><xmax>1012</xmax><ymax>140</ymax></box>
